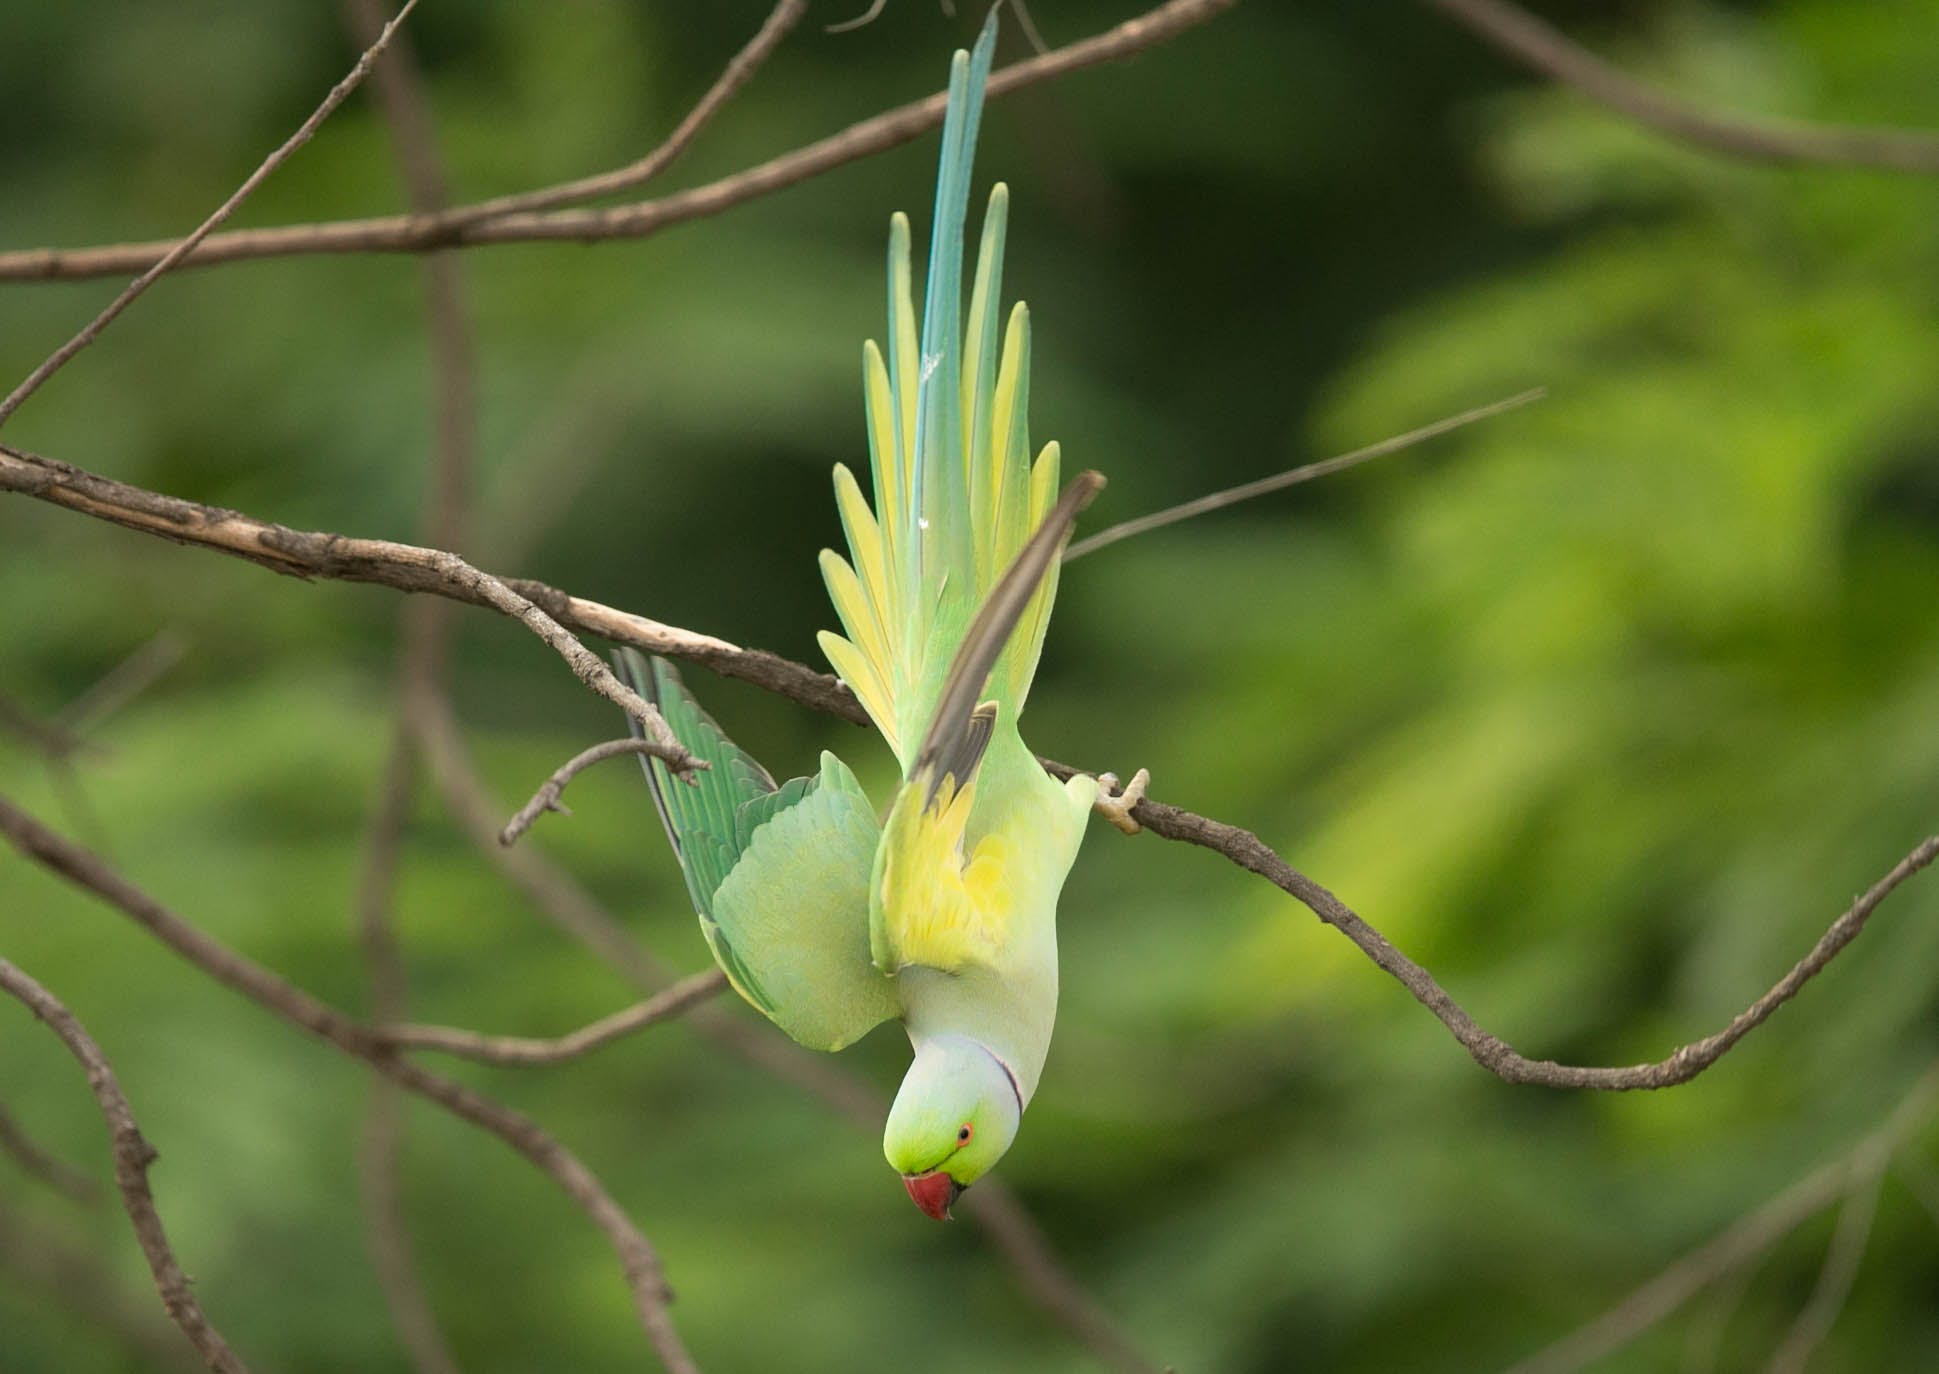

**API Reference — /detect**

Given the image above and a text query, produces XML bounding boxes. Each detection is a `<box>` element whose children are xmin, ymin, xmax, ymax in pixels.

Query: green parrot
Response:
<box><xmin>617</xmin><ymin>14</ymin><xmax>1140</xmax><ymax>1221</ymax></box>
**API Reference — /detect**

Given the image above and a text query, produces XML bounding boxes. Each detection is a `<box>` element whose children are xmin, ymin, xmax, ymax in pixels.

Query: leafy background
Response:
<box><xmin>3</xmin><ymin>1</ymin><xmax>1938</xmax><ymax>1370</ymax></box>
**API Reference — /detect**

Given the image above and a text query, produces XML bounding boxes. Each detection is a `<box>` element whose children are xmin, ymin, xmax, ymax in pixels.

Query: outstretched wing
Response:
<box><xmin>618</xmin><ymin>650</ymin><xmax>898</xmax><ymax>1051</ymax></box>
<box><xmin>817</xmin><ymin>13</ymin><xmax>1071</xmax><ymax>770</ymax></box>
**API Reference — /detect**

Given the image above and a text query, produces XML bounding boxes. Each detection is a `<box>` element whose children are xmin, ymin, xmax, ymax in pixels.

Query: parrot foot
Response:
<box><xmin>1092</xmin><ymin>768</ymin><xmax>1149</xmax><ymax>835</ymax></box>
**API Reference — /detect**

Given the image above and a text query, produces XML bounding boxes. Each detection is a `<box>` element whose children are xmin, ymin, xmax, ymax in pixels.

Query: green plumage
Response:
<box><xmin>618</xmin><ymin>14</ymin><xmax>1107</xmax><ymax>1208</ymax></box>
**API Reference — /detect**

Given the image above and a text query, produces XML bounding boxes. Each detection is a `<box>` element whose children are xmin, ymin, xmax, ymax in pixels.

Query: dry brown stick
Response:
<box><xmin>0</xmin><ymin>444</ymin><xmax>702</xmax><ymax>769</ymax></box>
<box><xmin>382</xmin><ymin>970</ymin><xmax>727</xmax><ymax>1065</ymax></box>
<box><xmin>0</xmin><ymin>0</ymin><xmax>421</xmax><ymax>427</ymax></box>
<box><xmin>338</xmin><ymin>0</ymin><xmax>474</xmax><ymax>1364</ymax></box>
<box><xmin>404</xmin><ymin>686</ymin><xmax>1158</xmax><ymax>1374</ymax></box>
<box><xmin>1423</xmin><ymin>0</ymin><xmax>1939</xmax><ymax>174</ymax></box>
<box><xmin>436</xmin><ymin>0</ymin><xmax>808</xmax><ymax>227</ymax></box>
<box><xmin>0</xmin><ymin>1100</ymin><xmax>99</xmax><ymax>1203</ymax></box>
<box><xmin>1085</xmin><ymin>781</ymin><xmax>1939</xmax><ymax>1091</ymax></box>
<box><xmin>1504</xmin><ymin>1060</ymin><xmax>1939</xmax><ymax>1374</ymax></box>
<box><xmin>1063</xmin><ymin>387</ymin><xmax>1544</xmax><ymax>562</ymax></box>
<box><xmin>501</xmin><ymin>738</ymin><xmax>683</xmax><ymax>846</ymax></box>
<box><xmin>0</xmin><ymin>956</ymin><xmax>250</xmax><ymax>1374</ymax></box>
<box><xmin>0</xmin><ymin>0</ymin><xmax>1235</xmax><ymax>283</ymax></box>
<box><xmin>8</xmin><ymin>442</ymin><xmax>1936</xmax><ymax>1093</ymax></box>
<box><xmin>0</xmin><ymin>796</ymin><xmax>701</xmax><ymax>1374</ymax></box>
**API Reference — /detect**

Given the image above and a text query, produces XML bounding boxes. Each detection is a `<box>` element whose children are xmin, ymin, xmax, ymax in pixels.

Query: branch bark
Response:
<box><xmin>500</xmin><ymin>738</ymin><xmax>681</xmax><ymax>846</ymax></box>
<box><xmin>0</xmin><ymin>0</ymin><xmax>422</xmax><ymax>427</ymax></box>
<box><xmin>0</xmin><ymin>1100</ymin><xmax>99</xmax><ymax>1203</ymax></box>
<box><xmin>381</xmin><ymin>970</ymin><xmax>727</xmax><ymax>1065</ymax></box>
<box><xmin>0</xmin><ymin>797</ymin><xmax>700</xmax><ymax>1374</ymax></box>
<box><xmin>0</xmin><ymin>0</ymin><xmax>1235</xmax><ymax>283</ymax></box>
<box><xmin>0</xmin><ymin>957</ymin><xmax>251</xmax><ymax>1374</ymax></box>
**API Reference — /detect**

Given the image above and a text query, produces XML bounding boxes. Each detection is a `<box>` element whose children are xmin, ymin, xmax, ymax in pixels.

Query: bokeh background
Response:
<box><xmin>4</xmin><ymin>2</ymin><xmax>1939</xmax><ymax>1370</ymax></box>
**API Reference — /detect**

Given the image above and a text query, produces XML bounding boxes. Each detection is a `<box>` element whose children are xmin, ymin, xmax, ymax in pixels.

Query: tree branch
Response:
<box><xmin>0</xmin><ymin>0</ymin><xmax>422</xmax><ymax>428</ymax></box>
<box><xmin>0</xmin><ymin>0</ymin><xmax>1235</xmax><ymax>283</ymax></box>
<box><xmin>0</xmin><ymin>443</ymin><xmax>704</xmax><ymax>770</ymax></box>
<box><xmin>0</xmin><ymin>1100</ymin><xmax>99</xmax><ymax>1203</ymax></box>
<box><xmin>0</xmin><ymin>956</ymin><xmax>251</xmax><ymax>1374</ymax></box>
<box><xmin>0</xmin><ymin>797</ymin><xmax>699</xmax><ymax>1374</ymax></box>
<box><xmin>1423</xmin><ymin>0</ymin><xmax>1939</xmax><ymax>174</ymax></box>
<box><xmin>7</xmin><ymin>442</ymin><xmax>1935</xmax><ymax>1093</ymax></box>
<box><xmin>381</xmin><ymin>970</ymin><xmax>727</xmax><ymax>1065</ymax></box>
<box><xmin>1505</xmin><ymin>1060</ymin><xmax>1939</xmax><ymax>1374</ymax></box>
<box><xmin>500</xmin><ymin>738</ymin><xmax>678</xmax><ymax>846</ymax></box>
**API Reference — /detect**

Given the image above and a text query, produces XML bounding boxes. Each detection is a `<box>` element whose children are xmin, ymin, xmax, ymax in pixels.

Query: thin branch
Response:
<box><xmin>1082</xmin><ymin>779</ymin><xmax>1939</xmax><ymax>1090</ymax></box>
<box><xmin>0</xmin><ymin>1100</ymin><xmax>99</xmax><ymax>1203</ymax></box>
<box><xmin>440</xmin><ymin>0</ymin><xmax>809</xmax><ymax>227</ymax></box>
<box><xmin>0</xmin><ymin>0</ymin><xmax>1236</xmax><ymax>283</ymax></box>
<box><xmin>1423</xmin><ymin>0</ymin><xmax>1939</xmax><ymax>174</ymax></box>
<box><xmin>500</xmin><ymin>738</ymin><xmax>677</xmax><ymax>846</ymax></box>
<box><xmin>51</xmin><ymin>630</ymin><xmax>187</xmax><ymax>742</ymax></box>
<box><xmin>0</xmin><ymin>0</ymin><xmax>421</xmax><ymax>428</ymax></box>
<box><xmin>0</xmin><ymin>956</ymin><xmax>251</xmax><ymax>1374</ymax></box>
<box><xmin>337</xmin><ymin>1</ymin><xmax>478</xmax><ymax>1362</ymax></box>
<box><xmin>382</xmin><ymin>970</ymin><xmax>727</xmax><ymax>1065</ymax></box>
<box><xmin>0</xmin><ymin>797</ymin><xmax>699</xmax><ymax>1374</ymax></box>
<box><xmin>1763</xmin><ymin>1170</ymin><xmax>1884</xmax><ymax>1374</ymax></box>
<box><xmin>7</xmin><ymin>442</ymin><xmax>1935</xmax><ymax>1094</ymax></box>
<box><xmin>0</xmin><ymin>441</ymin><xmax>863</xmax><ymax>724</ymax></box>
<box><xmin>0</xmin><ymin>444</ymin><xmax>703</xmax><ymax>771</ymax></box>
<box><xmin>1505</xmin><ymin>1061</ymin><xmax>1939</xmax><ymax>1374</ymax></box>
<box><xmin>1063</xmin><ymin>388</ymin><xmax>1544</xmax><ymax>562</ymax></box>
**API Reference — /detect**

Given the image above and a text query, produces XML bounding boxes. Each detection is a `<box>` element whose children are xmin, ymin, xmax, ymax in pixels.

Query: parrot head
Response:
<box><xmin>883</xmin><ymin>1033</ymin><xmax>1021</xmax><ymax>1220</ymax></box>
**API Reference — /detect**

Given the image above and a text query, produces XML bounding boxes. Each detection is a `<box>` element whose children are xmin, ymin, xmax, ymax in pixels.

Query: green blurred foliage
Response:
<box><xmin>4</xmin><ymin>2</ymin><xmax>1938</xmax><ymax>1371</ymax></box>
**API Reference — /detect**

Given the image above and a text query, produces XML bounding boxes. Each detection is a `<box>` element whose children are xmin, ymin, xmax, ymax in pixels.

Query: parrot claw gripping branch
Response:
<box><xmin>615</xmin><ymin>12</ymin><xmax>1136</xmax><ymax>1219</ymax></box>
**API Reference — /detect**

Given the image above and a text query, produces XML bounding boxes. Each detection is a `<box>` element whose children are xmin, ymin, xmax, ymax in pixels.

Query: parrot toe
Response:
<box><xmin>1092</xmin><ymin>768</ymin><xmax>1150</xmax><ymax>835</ymax></box>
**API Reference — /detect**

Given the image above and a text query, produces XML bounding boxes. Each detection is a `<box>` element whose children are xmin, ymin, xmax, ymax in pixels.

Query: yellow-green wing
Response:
<box><xmin>618</xmin><ymin>651</ymin><xmax>898</xmax><ymax>1051</ymax></box>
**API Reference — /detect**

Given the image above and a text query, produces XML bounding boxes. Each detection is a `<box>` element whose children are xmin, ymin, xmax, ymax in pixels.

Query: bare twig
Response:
<box><xmin>0</xmin><ymin>0</ymin><xmax>421</xmax><ymax>428</ymax></box>
<box><xmin>501</xmin><ymin>738</ymin><xmax>684</xmax><ymax>846</ymax></box>
<box><xmin>1763</xmin><ymin>1171</ymin><xmax>1885</xmax><ymax>1374</ymax></box>
<box><xmin>0</xmin><ymin>0</ymin><xmax>1235</xmax><ymax>282</ymax></box>
<box><xmin>382</xmin><ymin>970</ymin><xmax>727</xmax><ymax>1065</ymax></box>
<box><xmin>1063</xmin><ymin>388</ymin><xmax>1544</xmax><ymax>562</ymax></box>
<box><xmin>440</xmin><ymin>0</ymin><xmax>809</xmax><ymax>227</ymax></box>
<box><xmin>338</xmin><ymin>0</ymin><xmax>479</xmax><ymax>1361</ymax></box>
<box><xmin>0</xmin><ymin>442</ymin><xmax>861</xmax><ymax>723</ymax></box>
<box><xmin>0</xmin><ymin>1101</ymin><xmax>99</xmax><ymax>1203</ymax></box>
<box><xmin>0</xmin><ymin>797</ymin><xmax>700</xmax><ymax>1374</ymax></box>
<box><xmin>51</xmin><ymin>631</ymin><xmax>187</xmax><ymax>742</ymax></box>
<box><xmin>7</xmin><ymin>444</ymin><xmax>1935</xmax><ymax>1094</ymax></box>
<box><xmin>1504</xmin><ymin>1061</ymin><xmax>1939</xmax><ymax>1374</ymax></box>
<box><xmin>0</xmin><ymin>445</ymin><xmax>701</xmax><ymax>771</ymax></box>
<box><xmin>1080</xmin><ymin>779</ymin><xmax>1939</xmax><ymax>1091</ymax></box>
<box><xmin>1423</xmin><ymin>0</ymin><xmax>1939</xmax><ymax>174</ymax></box>
<box><xmin>0</xmin><ymin>957</ymin><xmax>251</xmax><ymax>1374</ymax></box>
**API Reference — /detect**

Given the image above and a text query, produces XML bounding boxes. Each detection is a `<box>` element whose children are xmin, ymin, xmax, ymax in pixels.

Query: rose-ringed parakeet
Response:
<box><xmin>616</xmin><ymin>14</ymin><xmax>1142</xmax><ymax>1220</ymax></box>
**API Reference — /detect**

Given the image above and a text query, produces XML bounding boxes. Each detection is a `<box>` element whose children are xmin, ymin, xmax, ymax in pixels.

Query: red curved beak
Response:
<box><xmin>902</xmin><ymin>1170</ymin><xmax>963</xmax><ymax>1221</ymax></box>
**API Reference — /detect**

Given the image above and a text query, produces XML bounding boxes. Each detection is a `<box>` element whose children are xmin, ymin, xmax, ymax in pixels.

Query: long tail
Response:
<box><xmin>817</xmin><ymin>11</ymin><xmax>1070</xmax><ymax>771</ymax></box>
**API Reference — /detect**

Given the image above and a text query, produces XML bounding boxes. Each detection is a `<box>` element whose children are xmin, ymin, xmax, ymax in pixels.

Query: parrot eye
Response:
<box><xmin>956</xmin><ymin>1123</ymin><xmax>973</xmax><ymax>1146</ymax></box>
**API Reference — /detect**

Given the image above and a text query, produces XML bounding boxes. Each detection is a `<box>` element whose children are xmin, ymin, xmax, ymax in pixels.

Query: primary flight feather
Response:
<box><xmin>619</xmin><ymin>13</ymin><xmax>1122</xmax><ymax>1220</ymax></box>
